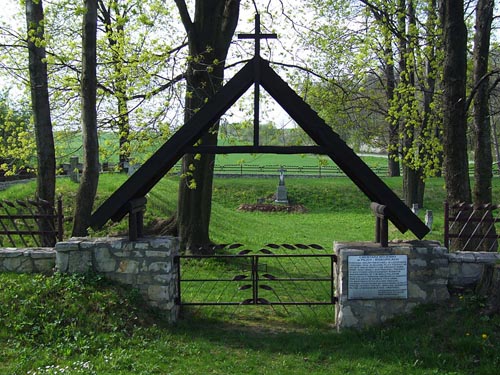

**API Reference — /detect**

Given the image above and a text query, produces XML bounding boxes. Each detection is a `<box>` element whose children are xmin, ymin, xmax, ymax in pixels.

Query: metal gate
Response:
<box><xmin>0</xmin><ymin>197</ymin><xmax>63</xmax><ymax>247</ymax></box>
<box><xmin>174</xmin><ymin>244</ymin><xmax>337</xmax><ymax>309</ymax></box>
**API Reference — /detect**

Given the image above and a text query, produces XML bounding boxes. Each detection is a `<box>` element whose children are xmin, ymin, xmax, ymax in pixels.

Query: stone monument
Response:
<box><xmin>275</xmin><ymin>166</ymin><xmax>289</xmax><ymax>204</ymax></box>
<box><xmin>69</xmin><ymin>156</ymin><xmax>80</xmax><ymax>183</ymax></box>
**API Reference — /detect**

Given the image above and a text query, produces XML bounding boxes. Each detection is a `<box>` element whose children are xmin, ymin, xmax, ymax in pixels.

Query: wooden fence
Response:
<box><xmin>0</xmin><ymin>197</ymin><xmax>63</xmax><ymax>248</ymax></box>
<box><xmin>180</xmin><ymin>163</ymin><xmax>389</xmax><ymax>178</ymax></box>
<box><xmin>444</xmin><ymin>201</ymin><xmax>500</xmax><ymax>251</ymax></box>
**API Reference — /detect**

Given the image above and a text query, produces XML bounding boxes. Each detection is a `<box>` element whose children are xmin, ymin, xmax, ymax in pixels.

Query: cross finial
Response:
<box><xmin>238</xmin><ymin>13</ymin><xmax>277</xmax><ymax>57</ymax></box>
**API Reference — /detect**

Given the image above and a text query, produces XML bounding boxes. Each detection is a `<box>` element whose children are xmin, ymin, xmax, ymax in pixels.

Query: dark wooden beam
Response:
<box><xmin>259</xmin><ymin>57</ymin><xmax>429</xmax><ymax>239</ymax></box>
<box><xmin>90</xmin><ymin>58</ymin><xmax>256</xmax><ymax>229</ymax></box>
<box><xmin>184</xmin><ymin>145</ymin><xmax>326</xmax><ymax>154</ymax></box>
<box><xmin>91</xmin><ymin>53</ymin><xmax>429</xmax><ymax>241</ymax></box>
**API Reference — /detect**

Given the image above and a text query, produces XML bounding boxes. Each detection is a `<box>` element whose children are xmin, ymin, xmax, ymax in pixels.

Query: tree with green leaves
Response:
<box><xmin>304</xmin><ymin>2</ymin><xmax>390</xmax><ymax>156</ymax></box>
<box><xmin>307</xmin><ymin>0</ymin><xmax>443</xmax><ymax>207</ymax></box>
<box><xmin>388</xmin><ymin>0</ymin><xmax>442</xmax><ymax>207</ymax></box>
<box><xmin>0</xmin><ymin>91</ymin><xmax>33</xmax><ymax>176</ymax></box>
<box><xmin>17</xmin><ymin>0</ymin><xmax>181</xmax><ymax>166</ymax></box>
<box><xmin>96</xmin><ymin>0</ymin><xmax>180</xmax><ymax>168</ymax></box>
<box><xmin>25</xmin><ymin>0</ymin><xmax>56</xmax><ymax>246</ymax></box>
<box><xmin>174</xmin><ymin>0</ymin><xmax>241</xmax><ymax>252</ymax></box>
<box><xmin>1</xmin><ymin>0</ymin><xmax>187</xmax><ymax>237</ymax></box>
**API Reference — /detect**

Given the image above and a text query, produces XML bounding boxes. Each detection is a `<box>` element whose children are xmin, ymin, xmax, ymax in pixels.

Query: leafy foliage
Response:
<box><xmin>0</xmin><ymin>1</ymin><xmax>184</xmax><ymax>169</ymax></box>
<box><xmin>0</xmin><ymin>91</ymin><xmax>35</xmax><ymax>176</ymax></box>
<box><xmin>0</xmin><ymin>273</ymin><xmax>152</xmax><ymax>352</ymax></box>
<box><xmin>305</xmin><ymin>0</ymin><xmax>445</xmax><ymax>182</ymax></box>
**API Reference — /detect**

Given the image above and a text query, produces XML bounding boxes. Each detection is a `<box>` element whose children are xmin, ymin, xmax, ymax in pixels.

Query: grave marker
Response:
<box><xmin>275</xmin><ymin>166</ymin><xmax>288</xmax><ymax>204</ymax></box>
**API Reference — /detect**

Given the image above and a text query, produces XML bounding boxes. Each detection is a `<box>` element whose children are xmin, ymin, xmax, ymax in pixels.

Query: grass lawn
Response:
<box><xmin>1</xmin><ymin>173</ymin><xmax>500</xmax><ymax>374</ymax></box>
<box><xmin>0</xmin><ymin>272</ymin><xmax>498</xmax><ymax>375</ymax></box>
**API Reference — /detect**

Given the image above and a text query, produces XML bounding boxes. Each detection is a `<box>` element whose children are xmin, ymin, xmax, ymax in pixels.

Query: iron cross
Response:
<box><xmin>238</xmin><ymin>13</ymin><xmax>277</xmax><ymax>57</ymax></box>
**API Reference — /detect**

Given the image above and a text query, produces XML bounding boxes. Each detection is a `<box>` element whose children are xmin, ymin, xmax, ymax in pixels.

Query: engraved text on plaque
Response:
<box><xmin>348</xmin><ymin>255</ymin><xmax>408</xmax><ymax>299</ymax></box>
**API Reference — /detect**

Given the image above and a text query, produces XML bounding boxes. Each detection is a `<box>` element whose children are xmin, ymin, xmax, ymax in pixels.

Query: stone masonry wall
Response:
<box><xmin>335</xmin><ymin>241</ymin><xmax>500</xmax><ymax>330</ymax></box>
<box><xmin>2</xmin><ymin>237</ymin><xmax>499</xmax><ymax>328</ymax></box>
<box><xmin>447</xmin><ymin>251</ymin><xmax>500</xmax><ymax>291</ymax></box>
<box><xmin>0</xmin><ymin>248</ymin><xmax>55</xmax><ymax>273</ymax></box>
<box><xmin>55</xmin><ymin>236</ymin><xmax>179</xmax><ymax>322</ymax></box>
<box><xmin>335</xmin><ymin>241</ymin><xmax>449</xmax><ymax>330</ymax></box>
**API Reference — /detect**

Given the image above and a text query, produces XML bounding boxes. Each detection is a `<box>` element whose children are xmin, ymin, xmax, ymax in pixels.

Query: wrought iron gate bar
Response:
<box><xmin>175</xmin><ymin>250</ymin><xmax>337</xmax><ymax>307</ymax></box>
<box><xmin>179</xmin><ymin>278</ymin><xmax>250</xmax><ymax>282</ymax></box>
<box><xmin>444</xmin><ymin>201</ymin><xmax>500</xmax><ymax>251</ymax></box>
<box><xmin>178</xmin><ymin>254</ymin><xmax>336</xmax><ymax>259</ymax></box>
<box><xmin>0</xmin><ymin>230</ymin><xmax>60</xmax><ymax>235</ymax></box>
<box><xmin>260</xmin><ymin>277</ymin><xmax>331</xmax><ymax>281</ymax></box>
<box><xmin>179</xmin><ymin>302</ymin><xmax>336</xmax><ymax>306</ymax></box>
<box><xmin>0</xmin><ymin>197</ymin><xmax>63</xmax><ymax>247</ymax></box>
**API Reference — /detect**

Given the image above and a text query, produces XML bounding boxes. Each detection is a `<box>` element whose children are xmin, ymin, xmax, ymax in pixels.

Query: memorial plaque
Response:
<box><xmin>348</xmin><ymin>255</ymin><xmax>408</xmax><ymax>299</ymax></box>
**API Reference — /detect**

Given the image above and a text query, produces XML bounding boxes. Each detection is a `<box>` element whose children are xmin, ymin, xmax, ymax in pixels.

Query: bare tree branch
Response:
<box><xmin>489</xmin><ymin>75</ymin><xmax>500</xmax><ymax>94</ymax></box>
<box><xmin>130</xmin><ymin>72</ymin><xmax>186</xmax><ymax>100</ymax></box>
<box><xmin>174</xmin><ymin>0</ymin><xmax>193</xmax><ymax>35</ymax></box>
<box><xmin>466</xmin><ymin>69</ymin><xmax>500</xmax><ymax>112</ymax></box>
<box><xmin>270</xmin><ymin>61</ymin><xmax>327</xmax><ymax>81</ymax></box>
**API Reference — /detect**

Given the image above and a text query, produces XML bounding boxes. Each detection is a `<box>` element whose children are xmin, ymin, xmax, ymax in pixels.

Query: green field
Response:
<box><xmin>1</xmin><ymin>172</ymin><xmax>500</xmax><ymax>374</ymax></box>
<box><xmin>0</xmin><ymin>170</ymin><xmax>486</xmax><ymax>247</ymax></box>
<box><xmin>54</xmin><ymin>130</ymin><xmax>388</xmax><ymax>173</ymax></box>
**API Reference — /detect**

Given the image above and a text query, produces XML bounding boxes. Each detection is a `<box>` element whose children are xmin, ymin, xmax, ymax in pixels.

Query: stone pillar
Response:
<box><xmin>69</xmin><ymin>156</ymin><xmax>80</xmax><ymax>183</ymax></box>
<box><xmin>447</xmin><ymin>251</ymin><xmax>500</xmax><ymax>291</ymax></box>
<box><xmin>335</xmin><ymin>241</ymin><xmax>449</xmax><ymax>330</ymax></box>
<box><xmin>55</xmin><ymin>236</ymin><xmax>180</xmax><ymax>322</ymax></box>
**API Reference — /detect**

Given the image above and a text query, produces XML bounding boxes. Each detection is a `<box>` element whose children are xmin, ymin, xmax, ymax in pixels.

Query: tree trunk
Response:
<box><xmin>387</xmin><ymin>134</ymin><xmax>400</xmax><ymax>177</ymax></box>
<box><xmin>117</xmin><ymin>93</ymin><xmax>130</xmax><ymax>169</ymax></box>
<box><xmin>473</xmin><ymin>0</ymin><xmax>494</xmax><ymax>205</ymax></box>
<box><xmin>472</xmin><ymin>0</ymin><xmax>496</xmax><ymax>251</ymax></box>
<box><xmin>492</xmin><ymin>116</ymin><xmax>500</xmax><ymax>175</ymax></box>
<box><xmin>441</xmin><ymin>0</ymin><xmax>471</xmax><ymax>205</ymax></box>
<box><xmin>441</xmin><ymin>0</ymin><xmax>472</xmax><ymax>250</ymax></box>
<box><xmin>370</xmin><ymin>6</ymin><xmax>400</xmax><ymax>177</ymax></box>
<box><xmin>422</xmin><ymin>0</ymin><xmax>439</xmax><ymax>179</ymax></box>
<box><xmin>25</xmin><ymin>0</ymin><xmax>56</xmax><ymax>246</ymax></box>
<box><xmin>476</xmin><ymin>264</ymin><xmax>500</xmax><ymax>315</ymax></box>
<box><xmin>175</xmin><ymin>0</ymin><xmax>240</xmax><ymax>252</ymax></box>
<box><xmin>98</xmin><ymin>0</ymin><xmax>131</xmax><ymax>170</ymax></box>
<box><xmin>72</xmin><ymin>0</ymin><xmax>99</xmax><ymax>237</ymax></box>
<box><xmin>403</xmin><ymin>165</ymin><xmax>424</xmax><ymax>208</ymax></box>
<box><xmin>114</xmin><ymin>21</ymin><xmax>130</xmax><ymax>170</ymax></box>
<box><xmin>384</xmin><ymin>19</ymin><xmax>400</xmax><ymax>177</ymax></box>
<box><xmin>399</xmin><ymin>1</ymin><xmax>426</xmax><ymax>207</ymax></box>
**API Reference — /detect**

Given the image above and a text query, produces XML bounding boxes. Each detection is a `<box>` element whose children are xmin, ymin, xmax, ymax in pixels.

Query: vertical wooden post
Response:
<box><xmin>380</xmin><ymin>216</ymin><xmax>388</xmax><ymax>247</ymax></box>
<box><xmin>444</xmin><ymin>201</ymin><xmax>449</xmax><ymax>248</ymax></box>
<box><xmin>371</xmin><ymin>202</ymin><xmax>389</xmax><ymax>247</ymax></box>
<box><xmin>129</xmin><ymin>212</ymin><xmax>138</xmax><ymax>241</ymax></box>
<box><xmin>127</xmin><ymin>197</ymin><xmax>147</xmax><ymax>241</ymax></box>
<box><xmin>57</xmin><ymin>196</ymin><xmax>64</xmax><ymax>241</ymax></box>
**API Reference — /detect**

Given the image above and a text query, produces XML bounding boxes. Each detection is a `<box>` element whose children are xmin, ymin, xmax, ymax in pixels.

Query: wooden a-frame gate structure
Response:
<box><xmin>89</xmin><ymin>15</ymin><xmax>429</xmax><ymax>313</ymax></box>
<box><xmin>90</xmin><ymin>15</ymin><xmax>429</xmax><ymax>242</ymax></box>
